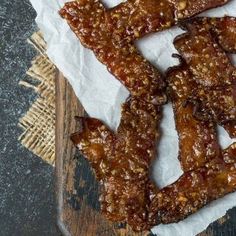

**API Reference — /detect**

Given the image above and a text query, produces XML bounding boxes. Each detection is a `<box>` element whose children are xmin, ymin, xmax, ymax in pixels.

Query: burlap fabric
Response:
<box><xmin>18</xmin><ymin>32</ymin><xmax>55</xmax><ymax>166</ymax></box>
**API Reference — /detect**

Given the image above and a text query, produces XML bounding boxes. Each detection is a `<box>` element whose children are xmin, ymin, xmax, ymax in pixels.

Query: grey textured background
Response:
<box><xmin>0</xmin><ymin>0</ymin><xmax>59</xmax><ymax>235</ymax></box>
<box><xmin>0</xmin><ymin>0</ymin><xmax>235</xmax><ymax>236</ymax></box>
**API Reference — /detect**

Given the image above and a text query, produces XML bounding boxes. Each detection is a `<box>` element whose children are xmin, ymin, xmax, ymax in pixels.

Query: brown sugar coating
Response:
<box><xmin>182</xmin><ymin>16</ymin><xmax>236</xmax><ymax>53</ymax></box>
<box><xmin>59</xmin><ymin>0</ymin><xmax>229</xmax><ymax>104</ymax></box>
<box><xmin>71</xmin><ymin>98</ymin><xmax>161</xmax><ymax>231</ymax></box>
<box><xmin>174</xmin><ymin>24</ymin><xmax>236</xmax><ymax>124</ymax></box>
<box><xmin>212</xmin><ymin>17</ymin><xmax>236</xmax><ymax>53</ymax></box>
<box><xmin>174</xmin><ymin>29</ymin><xmax>234</xmax><ymax>87</ymax></box>
<box><xmin>96</xmin><ymin>0</ymin><xmax>228</xmax><ymax>43</ymax></box>
<box><xmin>60</xmin><ymin>0</ymin><xmax>166</xmax><ymax>105</ymax></box>
<box><xmin>167</xmin><ymin>61</ymin><xmax>220</xmax><ymax>171</ymax></box>
<box><xmin>106</xmin><ymin>0</ymin><xmax>175</xmax><ymax>43</ymax></box>
<box><xmin>149</xmin><ymin>148</ymin><xmax>236</xmax><ymax>224</ymax></box>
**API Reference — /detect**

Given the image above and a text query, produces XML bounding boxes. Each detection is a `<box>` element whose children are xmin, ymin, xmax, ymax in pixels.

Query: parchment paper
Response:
<box><xmin>30</xmin><ymin>0</ymin><xmax>236</xmax><ymax>235</ymax></box>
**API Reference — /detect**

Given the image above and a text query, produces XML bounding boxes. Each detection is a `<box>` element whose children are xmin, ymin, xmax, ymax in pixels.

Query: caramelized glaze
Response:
<box><xmin>174</xmin><ymin>22</ymin><xmax>236</xmax><ymax>125</ymax></box>
<box><xmin>167</xmin><ymin>60</ymin><xmax>220</xmax><ymax>171</ymax></box>
<box><xmin>183</xmin><ymin>16</ymin><xmax>236</xmax><ymax>53</ymax></box>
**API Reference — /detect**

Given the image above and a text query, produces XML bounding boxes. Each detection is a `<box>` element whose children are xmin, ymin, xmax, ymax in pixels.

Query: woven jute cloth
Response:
<box><xmin>18</xmin><ymin>32</ymin><xmax>56</xmax><ymax>166</ymax></box>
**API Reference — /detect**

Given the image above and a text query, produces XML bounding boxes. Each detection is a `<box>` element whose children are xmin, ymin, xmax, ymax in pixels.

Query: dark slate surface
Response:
<box><xmin>0</xmin><ymin>0</ymin><xmax>235</xmax><ymax>236</ymax></box>
<box><xmin>0</xmin><ymin>0</ymin><xmax>59</xmax><ymax>235</ymax></box>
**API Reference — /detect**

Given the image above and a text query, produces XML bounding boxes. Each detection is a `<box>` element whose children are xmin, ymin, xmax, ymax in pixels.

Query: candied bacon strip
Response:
<box><xmin>105</xmin><ymin>0</ymin><xmax>175</xmax><ymax>43</ymax></box>
<box><xmin>174</xmin><ymin>25</ymin><xmax>236</xmax><ymax>124</ymax></box>
<box><xmin>167</xmin><ymin>59</ymin><xmax>220</xmax><ymax>171</ymax></box>
<box><xmin>174</xmin><ymin>28</ymin><xmax>234</xmax><ymax>87</ymax></box>
<box><xmin>149</xmin><ymin>149</ymin><xmax>236</xmax><ymax>224</ymax></box>
<box><xmin>106</xmin><ymin>0</ymin><xmax>230</xmax><ymax>43</ymax></box>
<box><xmin>71</xmin><ymin>98</ymin><xmax>161</xmax><ymax>231</ymax></box>
<box><xmin>182</xmin><ymin>16</ymin><xmax>236</xmax><ymax>53</ymax></box>
<box><xmin>212</xmin><ymin>17</ymin><xmax>236</xmax><ymax>53</ymax></box>
<box><xmin>60</xmin><ymin>0</ymin><xmax>166</xmax><ymax>105</ymax></box>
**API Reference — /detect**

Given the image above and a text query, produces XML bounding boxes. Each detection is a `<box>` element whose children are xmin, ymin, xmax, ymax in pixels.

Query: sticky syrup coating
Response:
<box><xmin>59</xmin><ymin>0</ymin><xmax>166</xmax><ymax>105</ymax></box>
<box><xmin>174</xmin><ymin>25</ymin><xmax>236</xmax><ymax>124</ymax></box>
<box><xmin>182</xmin><ymin>16</ymin><xmax>236</xmax><ymax>53</ymax></box>
<box><xmin>167</xmin><ymin>61</ymin><xmax>220</xmax><ymax>171</ymax></box>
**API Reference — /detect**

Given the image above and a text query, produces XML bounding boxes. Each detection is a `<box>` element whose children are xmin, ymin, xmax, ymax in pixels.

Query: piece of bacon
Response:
<box><xmin>182</xmin><ymin>16</ymin><xmax>236</xmax><ymax>53</ymax></box>
<box><xmin>60</xmin><ymin>0</ymin><xmax>166</xmax><ymax>105</ymax></box>
<box><xmin>71</xmin><ymin>98</ymin><xmax>161</xmax><ymax>231</ymax></box>
<box><xmin>174</xmin><ymin>23</ymin><xmax>236</xmax><ymax>125</ymax></box>
<box><xmin>105</xmin><ymin>0</ymin><xmax>230</xmax><ymax>42</ymax></box>
<box><xmin>167</xmin><ymin>59</ymin><xmax>220</xmax><ymax>171</ymax></box>
<box><xmin>61</xmin><ymin>0</ymin><xmax>230</xmax><ymax>45</ymax></box>
<box><xmin>149</xmin><ymin>144</ymin><xmax>236</xmax><ymax>224</ymax></box>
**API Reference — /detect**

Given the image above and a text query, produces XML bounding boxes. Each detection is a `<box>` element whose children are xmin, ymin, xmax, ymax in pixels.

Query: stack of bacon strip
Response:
<box><xmin>60</xmin><ymin>0</ymin><xmax>236</xmax><ymax>232</ymax></box>
<box><xmin>59</xmin><ymin>0</ymin><xmax>230</xmax><ymax>105</ymax></box>
<box><xmin>155</xmin><ymin>56</ymin><xmax>236</xmax><ymax>225</ymax></box>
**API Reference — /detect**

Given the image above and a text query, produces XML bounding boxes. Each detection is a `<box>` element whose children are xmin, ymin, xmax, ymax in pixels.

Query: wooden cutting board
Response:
<box><xmin>55</xmin><ymin>72</ymin><xmax>234</xmax><ymax>236</ymax></box>
<box><xmin>55</xmin><ymin>72</ymin><xmax>149</xmax><ymax>236</ymax></box>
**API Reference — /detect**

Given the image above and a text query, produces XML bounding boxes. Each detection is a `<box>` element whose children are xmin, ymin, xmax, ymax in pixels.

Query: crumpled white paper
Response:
<box><xmin>30</xmin><ymin>0</ymin><xmax>236</xmax><ymax>235</ymax></box>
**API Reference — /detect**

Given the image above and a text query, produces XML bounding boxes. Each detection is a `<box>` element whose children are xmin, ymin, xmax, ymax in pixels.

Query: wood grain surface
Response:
<box><xmin>55</xmin><ymin>72</ymin><xmax>235</xmax><ymax>236</ymax></box>
<box><xmin>55</xmin><ymin>72</ymin><xmax>150</xmax><ymax>236</ymax></box>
